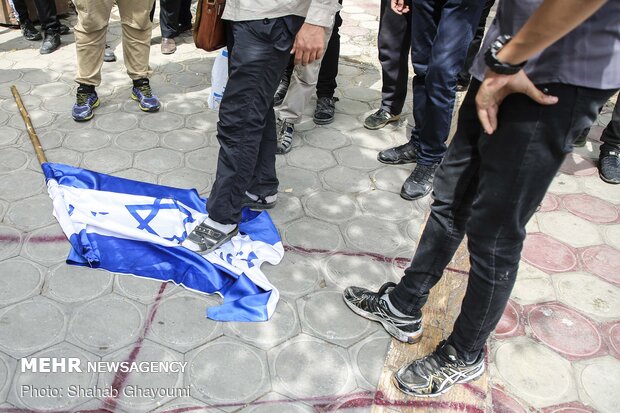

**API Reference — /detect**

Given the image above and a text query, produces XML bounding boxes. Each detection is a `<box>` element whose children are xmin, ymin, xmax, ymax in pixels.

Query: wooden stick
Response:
<box><xmin>11</xmin><ymin>85</ymin><xmax>48</xmax><ymax>165</ymax></box>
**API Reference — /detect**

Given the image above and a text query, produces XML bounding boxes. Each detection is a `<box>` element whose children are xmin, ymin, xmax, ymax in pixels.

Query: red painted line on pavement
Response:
<box><xmin>101</xmin><ymin>282</ymin><xmax>168</xmax><ymax>412</ymax></box>
<box><xmin>0</xmin><ymin>234</ymin><xmax>66</xmax><ymax>243</ymax></box>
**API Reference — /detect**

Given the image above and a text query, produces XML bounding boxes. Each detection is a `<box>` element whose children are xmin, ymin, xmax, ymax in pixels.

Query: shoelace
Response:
<box><xmin>411</xmin><ymin>165</ymin><xmax>436</xmax><ymax>184</ymax></box>
<box><xmin>406</xmin><ymin>346</ymin><xmax>458</xmax><ymax>379</ymax></box>
<box><xmin>75</xmin><ymin>92</ymin><xmax>91</xmax><ymax>106</ymax></box>
<box><xmin>316</xmin><ymin>97</ymin><xmax>338</xmax><ymax>112</ymax></box>
<box><xmin>135</xmin><ymin>84</ymin><xmax>153</xmax><ymax>98</ymax></box>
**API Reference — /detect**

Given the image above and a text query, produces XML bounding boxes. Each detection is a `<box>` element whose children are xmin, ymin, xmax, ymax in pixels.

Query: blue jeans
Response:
<box><xmin>390</xmin><ymin>80</ymin><xmax>615</xmax><ymax>359</ymax></box>
<box><xmin>410</xmin><ymin>0</ymin><xmax>483</xmax><ymax>165</ymax></box>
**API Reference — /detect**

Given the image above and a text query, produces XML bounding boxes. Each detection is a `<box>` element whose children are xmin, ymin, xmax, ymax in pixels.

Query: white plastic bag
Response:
<box><xmin>207</xmin><ymin>48</ymin><xmax>229</xmax><ymax>110</ymax></box>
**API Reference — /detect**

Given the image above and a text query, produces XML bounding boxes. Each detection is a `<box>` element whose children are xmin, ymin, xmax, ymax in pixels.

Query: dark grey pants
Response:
<box><xmin>207</xmin><ymin>17</ymin><xmax>303</xmax><ymax>225</ymax></box>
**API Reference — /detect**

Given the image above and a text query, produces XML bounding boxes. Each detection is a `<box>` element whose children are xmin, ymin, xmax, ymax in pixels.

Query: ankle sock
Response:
<box><xmin>203</xmin><ymin>217</ymin><xmax>237</xmax><ymax>234</ymax></box>
<box><xmin>77</xmin><ymin>84</ymin><xmax>95</xmax><ymax>94</ymax></box>
<box><xmin>382</xmin><ymin>294</ymin><xmax>410</xmax><ymax>318</ymax></box>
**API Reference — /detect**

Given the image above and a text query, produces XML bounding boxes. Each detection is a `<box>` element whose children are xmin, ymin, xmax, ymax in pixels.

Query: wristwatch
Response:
<box><xmin>484</xmin><ymin>35</ymin><xmax>527</xmax><ymax>75</ymax></box>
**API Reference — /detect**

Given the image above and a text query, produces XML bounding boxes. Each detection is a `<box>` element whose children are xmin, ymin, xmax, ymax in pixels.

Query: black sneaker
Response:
<box><xmin>393</xmin><ymin>340</ymin><xmax>485</xmax><ymax>398</ymax></box>
<box><xmin>599</xmin><ymin>149</ymin><xmax>620</xmax><ymax>184</ymax></box>
<box><xmin>378</xmin><ymin>140</ymin><xmax>417</xmax><ymax>165</ymax></box>
<box><xmin>343</xmin><ymin>282</ymin><xmax>423</xmax><ymax>343</ymax></box>
<box><xmin>313</xmin><ymin>96</ymin><xmax>338</xmax><ymax>125</ymax></box>
<box><xmin>20</xmin><ymin>20</ymin><xmax>41</xmax><ymax>41</ymax></box>
<box><xmin>401</xmin><ymin>163</ymin><xmax>439</xmax><ymax>201</ymax></box>
<box><xmin>276</xmin><ymin>120</ymin><xmax>295</xmax><ymax>154</ymax></box>
<box><xmin>364</xmin><ymin>108</ymin><xmax>400</xmax><ymax>130</ymax></box>
<box><xmin>40</xmin><ymin>31</ymin><xmax>60</xmax><ymax>54</ymax></box>
<box><xmin>59</xmin><ymin>23</ymin><xmax>70</xmax><ymax>35</ymax></box>
<box><xmin>274</xmin><ymin>78</ymin><xmax>290</xmax><ymax>107</ymax></box>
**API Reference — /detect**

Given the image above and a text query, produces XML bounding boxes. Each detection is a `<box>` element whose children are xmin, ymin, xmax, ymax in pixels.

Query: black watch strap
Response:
<box><xmin>484</xmin><ymin>35</ymin><xmax>527</xmax><ymax>75</ymax></box>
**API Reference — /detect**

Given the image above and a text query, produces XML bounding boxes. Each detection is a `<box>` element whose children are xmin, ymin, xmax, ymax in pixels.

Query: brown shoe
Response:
<box><xmin>161</xmin><ymin>37</ymin><xmax>176</xmax><ymax>54</ymax></box>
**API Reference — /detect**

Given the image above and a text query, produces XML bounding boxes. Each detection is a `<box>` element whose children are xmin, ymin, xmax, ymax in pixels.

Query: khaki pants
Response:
<box><xmin>276</xmin><ymin>24</ymin><xmax>334</xmax><ymax>123</ymax></box>
<box><xmin>74</xmin><ymin>0</ymin><xmax>155</xmax><ymax>86</ymax></box>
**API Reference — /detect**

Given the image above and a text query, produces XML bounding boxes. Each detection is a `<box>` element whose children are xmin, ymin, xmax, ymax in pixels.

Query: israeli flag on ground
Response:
<box><xmin>42</xmin><ymin>162</ymin><xmax>283</xmax><ymax>322</ymax></box>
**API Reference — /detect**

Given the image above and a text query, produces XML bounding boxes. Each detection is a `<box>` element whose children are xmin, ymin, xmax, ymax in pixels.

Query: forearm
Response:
<box><xmin>497</xmin><ymin>0</ymin><xmax>608</xmax><ymax>65</ymax></box>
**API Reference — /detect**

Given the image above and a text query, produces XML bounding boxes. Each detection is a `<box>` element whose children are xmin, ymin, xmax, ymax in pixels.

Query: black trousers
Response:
<box><xmin>377</xmin><ymin>0</ymin><xmax>411</xmax><ymax>116</ymax></box>
<box><xmin>601</xmin><ymin>96</ymin><xmax>620</xmax><ymax>152</ymax></box>
<box><xmin>12</xmin><ymin>0</ymin><xmax>59</xmax><ymax>31</ymax></box>
<box><xmin>457</xmin><ymin>0</ymin><xmax>495</xmax><ymax>85</ymax></box>
<box><xmin>208</xmin><ymin>17</ymin><xmax>304</xmax><ymax>225</ymax></box>
<box><xmin>316</xmin><ymin>6</ymin><xmax>343</xmax><ymax>99</ymax></box>
<box><xmin>159</xmin><ymin>0</ymin><xmax>192</xmax><ymax>38</ymax></box>
<box><xmin>390</xmin><ymin>80</ymin><xmax>615</xmax><ymax>359</ymax></box>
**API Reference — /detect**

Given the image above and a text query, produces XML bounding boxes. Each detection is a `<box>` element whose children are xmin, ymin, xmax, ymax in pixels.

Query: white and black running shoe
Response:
<box><xmin>393</xmin><ymin>340</ymin><xmax>485</xmax><ymax>398</ymax></box>
<box><xmin>343</xmin><ymin>282</ymin><xmax>422</xmax><ymax>343</ymax></box>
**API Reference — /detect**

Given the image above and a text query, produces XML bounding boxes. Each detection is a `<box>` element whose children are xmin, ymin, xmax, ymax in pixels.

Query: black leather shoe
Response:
<box><xmin>377</xmin><ymin>141</ymin><xmax>418</xmax><ymax>165</ymax></box>
<box><xmin>314</xmin><ymin>96</ymin><xmax>338</xmax><ymax>125</ymax></box>
<box><xmin>364</xmin><ymin>108</ymin><xmax>400</xmax><ymax>130</ymax></box>
<box><xmin>401</xmin><ymin>163</ymin><xmax>439</xmax><ymax>201</ymax></box>
<box><xmin>20</xmin><ymin>20</ymin><xmax>41</xmax><ymax>41</ymax></box>
<box><xmin>599</xmin><ymin>149</ymin><xmax>620</xmax><ymax>184</ymax></box>
<box><xmin>40</xmin><ymin>31</ymin><xmax>60</xmax><ymax>54</ymax></box>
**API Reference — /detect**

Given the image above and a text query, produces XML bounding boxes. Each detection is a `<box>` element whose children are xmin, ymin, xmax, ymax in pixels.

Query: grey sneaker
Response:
<box><xmin>276</xmin><ymin>120</ymin><xmax>295</xmax><ymax>154</ymax></box>
<box><xmin>343</xmin><ymin>282</ymin><xmax>422</xmax><ymax>343</ymax></box>
<box><xmin>599</xmin><ymin>149</ymin><xmax>620</xmax><ymax>184</ymax></box>
<box><xmin>364</xmin><ymin>108</ymin><xmax>400</xmax><ymax>130</ymax></box>
<box><xmin>393</xmin><ymin>340</ymin><xmax>485</xmax><ymax>398</ymax></box>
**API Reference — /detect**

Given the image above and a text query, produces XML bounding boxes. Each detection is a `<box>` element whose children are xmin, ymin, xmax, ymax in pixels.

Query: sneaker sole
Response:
<box><xmin>364</xmin><ymin>116</ymin><xmax>401</xmax><ymax>130</ymax></box>
<box><xmin>599</xmin><ymin>172</ymin><xmax>620</xmax><ymax>184</ymax></box>
<box><xmin>313</xmin><ymin>116</ymin><xmax>334</xmax><ymax>125</ymax></box>
<box><xmin>72</xmin><ymin>99</ymin><xmax>100</xmax><ymax>122</ymax></box>
<box><xmin>400</xmin><ymin>188</ymin><xmax>430</xmax><ymax>201</ymax></box>
<box><xmin>391</xmin><ymin>361</ymin><xmax>485</xmax><ymax>398</ymax></box>
<box><xmin>376</xmin><ymin>155</ymin><xmax>417</xmax><ymax>165</ymax></box>
<box><xmin>131</xmin><ymin>94</ymin><xmax>161</xmax><ymax>112</ymax></box>
<box><xmin>242</xmin><ymin>201</ymin><xmax>276</xmax><ymax>210</ymax></box>
<box><xmin>343</xmin><ymin>295</ymin><xmax>422</xmax><ymax>344</ymax></box>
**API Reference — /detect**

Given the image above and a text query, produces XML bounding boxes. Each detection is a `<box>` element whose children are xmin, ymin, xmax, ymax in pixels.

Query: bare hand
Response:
<box><xmin>391</xmin><ymin>0</ymin><xmax>410</xmax><ymax>14</ymax></box>
<box><xmin>475</xmin><ymin>70</ymin><xmax>558</xmax><ymax>134</ymax></box>
<box><xmin>291</xmin><ymin>23</ymin><xmax>325</xmax><ymax>66</ymax></box>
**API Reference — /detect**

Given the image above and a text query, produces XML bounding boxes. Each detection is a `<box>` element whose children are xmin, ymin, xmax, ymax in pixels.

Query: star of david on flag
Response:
<box><xmin>42</xmin><ymin>162</ymin><xmax>283</xmax><ymax>322</ymax></box>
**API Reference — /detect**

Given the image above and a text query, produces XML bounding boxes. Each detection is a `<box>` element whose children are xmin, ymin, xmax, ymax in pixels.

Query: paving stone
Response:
<box><xmin>134</xmin><ymin>147</ymin><xmax>183</xmax><ymax>174</ymax></box>
<box><xmin>537</xmin><ymin>211</ymin><xmax>602</xmax><ymax>248</ymax></box>
<box><xmin>0</xmin><ymin>258</ymin><xmax>43</xmax><ymax>306</ymax></box>
<box><xmin>511</xmin><ymin>262</ymin><xmax>556</xmax><ymax>305</ymax></box>
<box><xmin>159</xmin><ymin>168</ymin><xmax>211</xmax><ymax>193</ymax></box>
<box><xmin>304</xmin><ymin>191</ymin><xmax>359</xmax><ymax>223</ymax></box>
<box><xmin>357</xmin><ymin>189</ymin><xmax>420</xmax><ymax>222</ymax></box>
<box><xmin>348</xmin><ymin>332</ymin><xmax>391</xmax><ymax>389</ymax></box>
<box><xmin>491</xmin><ymin>387</ymin><xmax>528</xmax><ymax>413</ymax></box>
<box><xmin>164</xmin><ymin>98</ymin><xmax>206</xmax><ymax>116</ymax></box>
<box><xmin>603</xmin><ymin>224</ymin><xmax>620</xmax><ymax>250</ymax></box>
<box><xmin>346</xmin><ymin>127</ymin><xmax>398</xmax><ymax>152</ymax></box>
<box><xmin>335</xmin><ymin>98</ymin><xmax>370</xmax><ymax>117</ymax></box>
<box><xmin>1</xmin><ymin>93</ymin><xmax>42</xmax><ymax>113</ymax></box>
<box><xmin>30</xmin><ymin>82</ymin><xmax>72</xmax><ymax>98</ymax></box>
<box><xmin>0</xmin><ymin>148</ymin><xmax>28</xmax><ymax>175</ymax></box>
<box><xmin>521</xmin><ymin>232</ymin><xmax>578</xmax><ymax>273</ymax></box>
<box><xmin>548</xmin><ymin>173</ymin><xmax>580</xmax><ymax>195</ymax></box>
<box><xmin>114</xmin><ymin>273</ymin><xmax>180</xmax><ymax>304</ymax></box>
<box><xmin>335</xmin><ymin>146</ymin><xmax>382</xmax><ymax>171</ymax></box>
<box><xmin>340</xmin><ymin>44</ymin><xmax>363</xmax><ymax>58</ymax></box>
<box><xmin>495</xmin><ymin>300</ymin><xmax>522</xmax><ymax>339</ymax></box>
<box><xmin>580</xmin><ymin>245</ymin><xmax>620</xmax><ymax>286</ymax></box>
<box><xmin>224</xmin><ymin>298</ymin><xmax>299</xmax><ymax>350</ymax></box>
<box><xmin>22</xmin><ymin>224</ymin><xmax>71</xmax><ymax>265</ymax></box>
<box><xmin>0</xmin><ymin>110</ymin><xmax>9</xmax><ymax>126</ymax></box>
<box><xmin>269</xmin><ymin>335</ymin><xmax>355</xmax><ymax>398</ymax></box>
<box><xmin>493</xmin><ymin>337</ymin><xmax>575</xmax><ymax>408</ymax></box>
<box><xmin>9</xmin><ymin>107</ymin><xmax>55</xmax><ymax>129</ymax></box>
<box><xmin>82</xmin><ymin>147</ymin><xmax>133</xmax><ymax>173</ymax></box>
<box><xmin>302</xmin><ymin>128</ymin><xmax>350</xmax><ymax>150</ymax></box>
<box><xmin>0</xmin><ymin>351</ymin><xmax>16</xmax><ymax>404</ymax></box>
<box><xmin>283</xmin><ymin>218</ymin><xmax>343</xmax><ymax>251</ymax></box>
<box><xmin>153</xmin><ymin>397</ymin><xmax>226</xmax><ymax>413</ymax></box>
<box><xmin>149</xmin><ymin>292</ymin><xmax>222</xmax><ymax>353</ymax></box>
<box><xmin>186</xmin><ymin>110</ymin><xmax>219</xmax><ymax>131</ymax></box>
<box><xmin>342</xmin><ymin>87</ymin><xmax>381</xmax><ymax>104</ymax></box>
<box><xmin>21</xmin><ymin>68</ymin><xmax>60</xmax><ymax>85</ymax></box>
<box><xmin>187</xmin><ymin>337</ymin><xmax>269</xmax><ymax>404</ymax></box>
<box><xmin>45</xmin><ymin>264</ymin><xmax>113</xmax><ymax>304</ymax></box>
<box><xmin>52</xmin><ymin>113</ymin><xmax>95</xmax><ymax>131</ymax></box>
<box><xmin>169</xmin><ymin>72</ymin><xmax>206</xmax><ymax>89</ymax></box>
<box><xmin>559</xmin><ymin>153</ymin><xmax>598</xmax><ymax>176</ymax></box>
<box><xmin>309</xmin><ymin>288</ymin><xmax>377</xmax><ymax>345</ymax></box>
<box><xmin>539</xmin><ymin>192</ymin><xmax>560</xmax><ymax>212</ymax></box>
<box><xmin>112</xmin><ymin>168</ymin><xmax>159</xmax><ymax>184</ymax></box>
<box><xmin>0</xmin><ymin>125</ymin><xmax>21</xmax><ymax>146</ymax></box>
<box><xmin>576</xmin><ymin>356</ymin><xmax>620</xmax><ymax>413</ymax></box>
<box><xmin>287</xmin><ymin>146</ymin><xmax>337</xmax><ymax>171</ymax></box>
<box><xmin>5</xmin><ymin>194</ymin><xmax>55</xmax><ymax>232</ymax></box>
<box><xmin>344</xmin><ymin>217</ymin><xmax>405</xmax><ymax>254</ymax></box>
<box><xmin>139</xmin><ymin>112</ymin><xmax>185</xmax><ymax>134</ymax></box>
<box><xmin>561</xmin><ymin>193</ymin><xmax>618</xmax><ymax>223</ymax></box>
<box><xmin>37</xmin><ymin>129</ymin><xmax>64</xmax><ymax>150</ymax></box>
<box><xmin>322</xmin><ymin>166</ymin><xmax>372</xmax><ymax>193</ymax></box>
<box><xmin>0</xmin><ymin>225</ymin><xmax>22</xmax><ymax>261</ymax></box>
<box><xmin>266</xmin><ymin>193</ymin><xmax>304</xmax><ymax>224</ymax></box>
<box><xmin>186</xmin><ymin>146</ymin><xmax>220</xmax><ymax>173</ymax></box>
<box><xmin>95</xmin><ymin>112</ymin><xmax>138</xmax><ymax>133</ymax></box>
<box><xmin>554</xmin><ymin>272</ymin><xmax>620</xmax><ymax>322</ymax></box>
<box><xmin>527</xmin><ymin>303</ymin><xmax>602</xmax><ymax>359</ymax></box>
<box><xmin>28</xmin><ymin>148</ymin><xmax>81</xmax><ymax>172</ymax></box>
<box><xmin>605</xmin><ymin>322</ymin><xmax>620</xmax><ymax>360</ymax></box>
<box><xmin>98</xmin><ymin>341</ymin><xmax>185</xmax><ymax>412</ymax></box>
<box><xmin>262</xmin><ymin>251</ymin><xmax>321</xmax><ymax>298</ymax></box>
<box><xmin>0</xmin><ymin>68</ymin><xmax>21</xmax><ymax>83</ymax></box>
<box><xmin>9</xmin><ymin>343</ymin><xmax>97</xmax><ymax>411</ymax></box>
<box><xmin>371</xmin><ymin>165</ymin><xmax>412</xmax><ymax>194</ymax></box>
<box><xmin>238</xmin><ymin>392</ymin><xmax>314</xmax><ymax>413</ymax></box>
<box><xmin>325</xmin><ymin>113</ymin><xmax>362</xmax><ymax>132</ymax></box>
<box><xmin>0</xmin><ymin>296</ymin><xmax>66</xmax><ymax>358</ymax></box>
<box><xmin>277</xmin><ymin>167</ymin><xmax>321</xmax><ymax>197</ymax></box>
<box><xmin>40</xmin><ymin>94</ymin><xmax>76</xmax><ymax>114</ymax></box>
<box><xmin>0</xmin><ymin>81</ymin><xmax>32</xmax><ymax>100</ymax></box>
<box><xmin>63</xmin><ymin>129</ymin><xmax>112</xmax><ymax>151</ymax></box>
<box><xmin>580</xmin><ymin>175</ymin><xmax>620</xmax><ymax>204</ymax></box>
<box><xmin>157</xmin><ymin>62</ymin><xmax>185</xmax><ymax>74</ymax></box>
<box><xmin>114</xmin><ymin>129</ymin><xmax>160</xmax><ymax>151</ymax></box>
<box><xmin>325</xmin><ymin>253</ymin><xmax>391</xmax><ymax>291</ymax></box>
<box><xmin>162</xmin><ymin>129</ymin><xmax>207</xmax><ymax>152</ymax></box>
<box><xmin>0</xmin><ymin>200</ymin><xmax>7</xmax><ymax>221</ymax></box>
